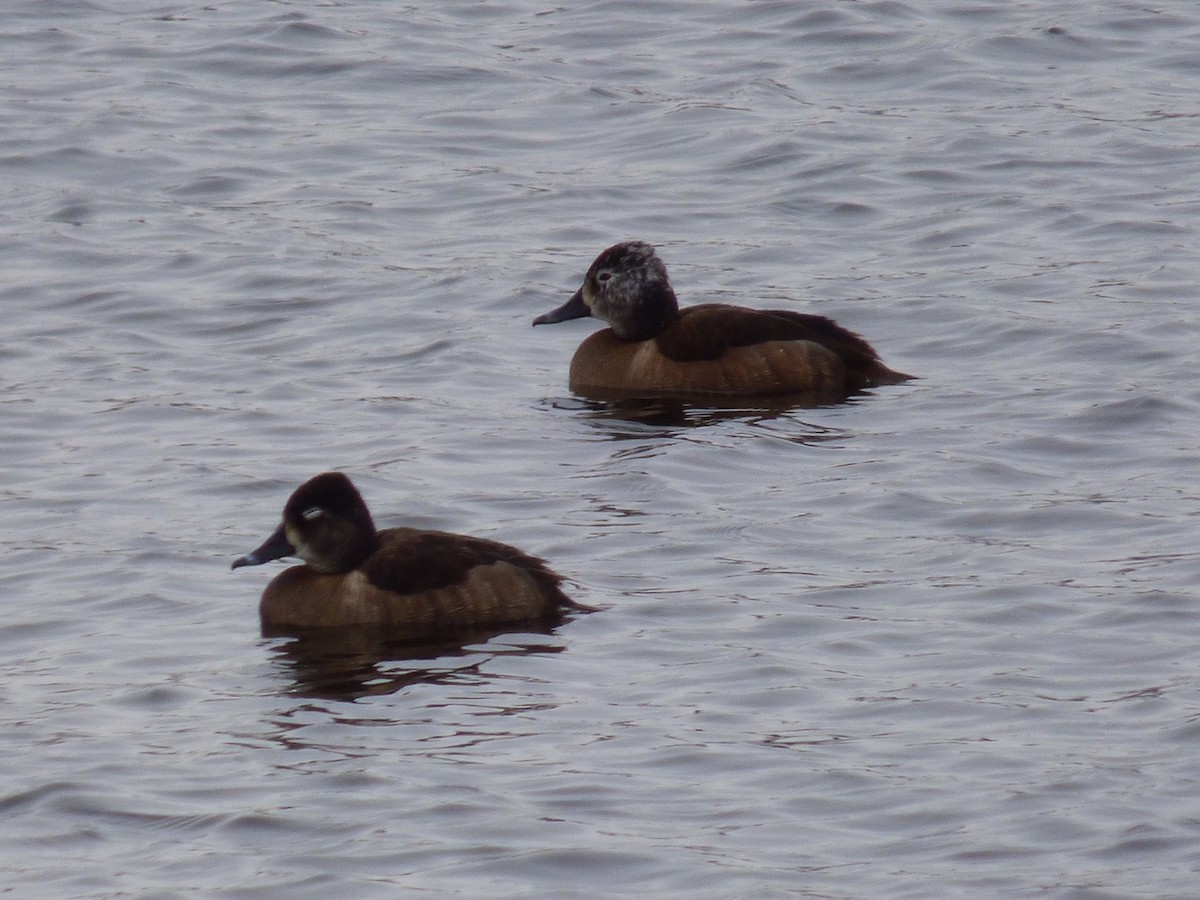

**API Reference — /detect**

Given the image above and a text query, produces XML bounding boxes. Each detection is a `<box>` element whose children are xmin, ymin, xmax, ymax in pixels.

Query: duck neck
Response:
<box><xmin>321</xmin><ymin>511</ymin><xmax>381</xmax><ymax>573</ymax></box>
<box><xmin>612</xmin><ymin>281</ymin><xmax>679</xmax><ymax>341</ymax></box>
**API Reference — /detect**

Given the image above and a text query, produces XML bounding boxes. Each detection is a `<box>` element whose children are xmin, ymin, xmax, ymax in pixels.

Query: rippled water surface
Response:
<box><xmin>3</xmin><ymin>1</ymin><xmax>1199</xmax><ymax>896</ymax></box>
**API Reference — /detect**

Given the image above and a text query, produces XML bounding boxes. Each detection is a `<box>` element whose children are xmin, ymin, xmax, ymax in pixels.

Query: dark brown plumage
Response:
<box><xmin>534</xmin><ymin>241</ymin><xmax>912</xmax><ymax>398</ymax></box>
<box><xmin>232</xmin><ymin>472</ymin><xmax>576</xmax><ymax>631</ymax></box>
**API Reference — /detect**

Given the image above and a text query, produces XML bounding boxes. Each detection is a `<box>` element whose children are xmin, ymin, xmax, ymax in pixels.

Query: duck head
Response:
<box><xmin>533</xmin><ymin>241</ymin><xmax>680</xmax><ymax>341</ymax></box>
<box><xmin>232</xmin><ymin>472</ymin><xmax>380</xmax><ymax>575</ymax></box>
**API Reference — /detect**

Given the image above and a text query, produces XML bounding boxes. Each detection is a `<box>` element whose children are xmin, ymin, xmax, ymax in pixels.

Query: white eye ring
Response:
<box><xmin>596</xmin><ymin>270</ymin><xmax>613</xmax><ymax>282</ymax></box>
<box><xmin>302</xmin><ymin>506</ymin><xmax>324</xmax><ymax>521</ymax></box>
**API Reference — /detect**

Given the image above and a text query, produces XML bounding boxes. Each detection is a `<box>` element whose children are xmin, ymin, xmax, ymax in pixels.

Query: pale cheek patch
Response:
<box><xmin>286</xmin><ymin>524</ymin><xmax>328</xmax><ymax>573</ymax></box>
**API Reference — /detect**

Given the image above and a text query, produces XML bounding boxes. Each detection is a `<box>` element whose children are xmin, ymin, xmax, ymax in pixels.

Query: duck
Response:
<box><xmin>232</xmin><ymin>472</ymin><xmax>577</xmax><ymax>631</ymax></box>
<box><xmin>533</xmin><ymin>241</ymin><xmax>912</xmax><ymax>398</ymax></box>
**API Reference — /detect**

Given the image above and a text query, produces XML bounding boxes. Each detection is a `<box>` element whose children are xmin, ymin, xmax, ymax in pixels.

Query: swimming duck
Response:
<box><xmin>232</xmin><ymin>472</ymin><xmax>575</xmax><ymax>630</ymax></box>
<box><xmin>533</xmin><ymin>241</ymin><xmax>912</xmax><ymax>398</ymax></box>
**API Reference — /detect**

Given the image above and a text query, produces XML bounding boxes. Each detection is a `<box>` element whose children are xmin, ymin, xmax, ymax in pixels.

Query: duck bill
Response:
<box><xmin>231</xmin><ymin>522</ymin><xmax>295</xmax><ymax>570</ymax></box>
<box><xmin>532</xmin><ymin>287</ymin><xmax>590</xmax><ymax>326</ymax></box>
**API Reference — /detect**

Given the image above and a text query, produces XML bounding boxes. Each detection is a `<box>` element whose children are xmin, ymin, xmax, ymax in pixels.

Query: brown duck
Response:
<box><xmin>232</xmin><ymin>472</ymin><xmax>576</xmax><ymax>630</ymax></box>
<box><xmin>533</xmin><ymin>241</ymin><xmax>912</xmax><ymax>398</ymax></box>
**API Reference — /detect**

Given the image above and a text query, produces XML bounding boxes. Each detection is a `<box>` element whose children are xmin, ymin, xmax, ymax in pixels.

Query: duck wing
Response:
<box><xmin>655</xmin><ymin>304</ymin><xmax>878</xmax><ymax>364</ymax></box>
<box><xmin>364</xmin><ymin>527</ymin><xmax>569</xmax><ymax>601</ymax></box>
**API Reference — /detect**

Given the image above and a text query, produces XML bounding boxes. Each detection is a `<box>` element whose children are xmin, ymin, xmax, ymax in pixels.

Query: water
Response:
<box><xmin>2</xmin><ymin>1</ymin><xmax>1199</xmax><ymax>896</ymax></box>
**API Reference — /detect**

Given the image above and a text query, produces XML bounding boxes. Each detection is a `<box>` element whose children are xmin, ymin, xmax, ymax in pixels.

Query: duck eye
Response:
<box><xmin>596</xmin><ymin>270</ymin><xmax>613</xmax><ymax>283</ymax></box>
<box><xmin>302</xmin><ymin>506</ymin><xmax>324</xmax><ymax>521</ymax></box>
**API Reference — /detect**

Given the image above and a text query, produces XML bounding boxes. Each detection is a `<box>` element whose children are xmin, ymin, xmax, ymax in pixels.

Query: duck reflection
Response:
<box><xmin>544</xmin><ymin>395</ymin><xmax>854</xmax><ymax>442</ymax></box>
<box><xmin>263</xmin><ymin>619</ymin><xmax>569</xmax><ymax>701</ymax></box>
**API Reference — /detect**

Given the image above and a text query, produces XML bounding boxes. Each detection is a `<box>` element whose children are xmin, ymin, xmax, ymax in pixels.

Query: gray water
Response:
<box><xmin>2</xmin><ymin>1</ymin><xmax>1199</xmax><ymax>896</ymax></box>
